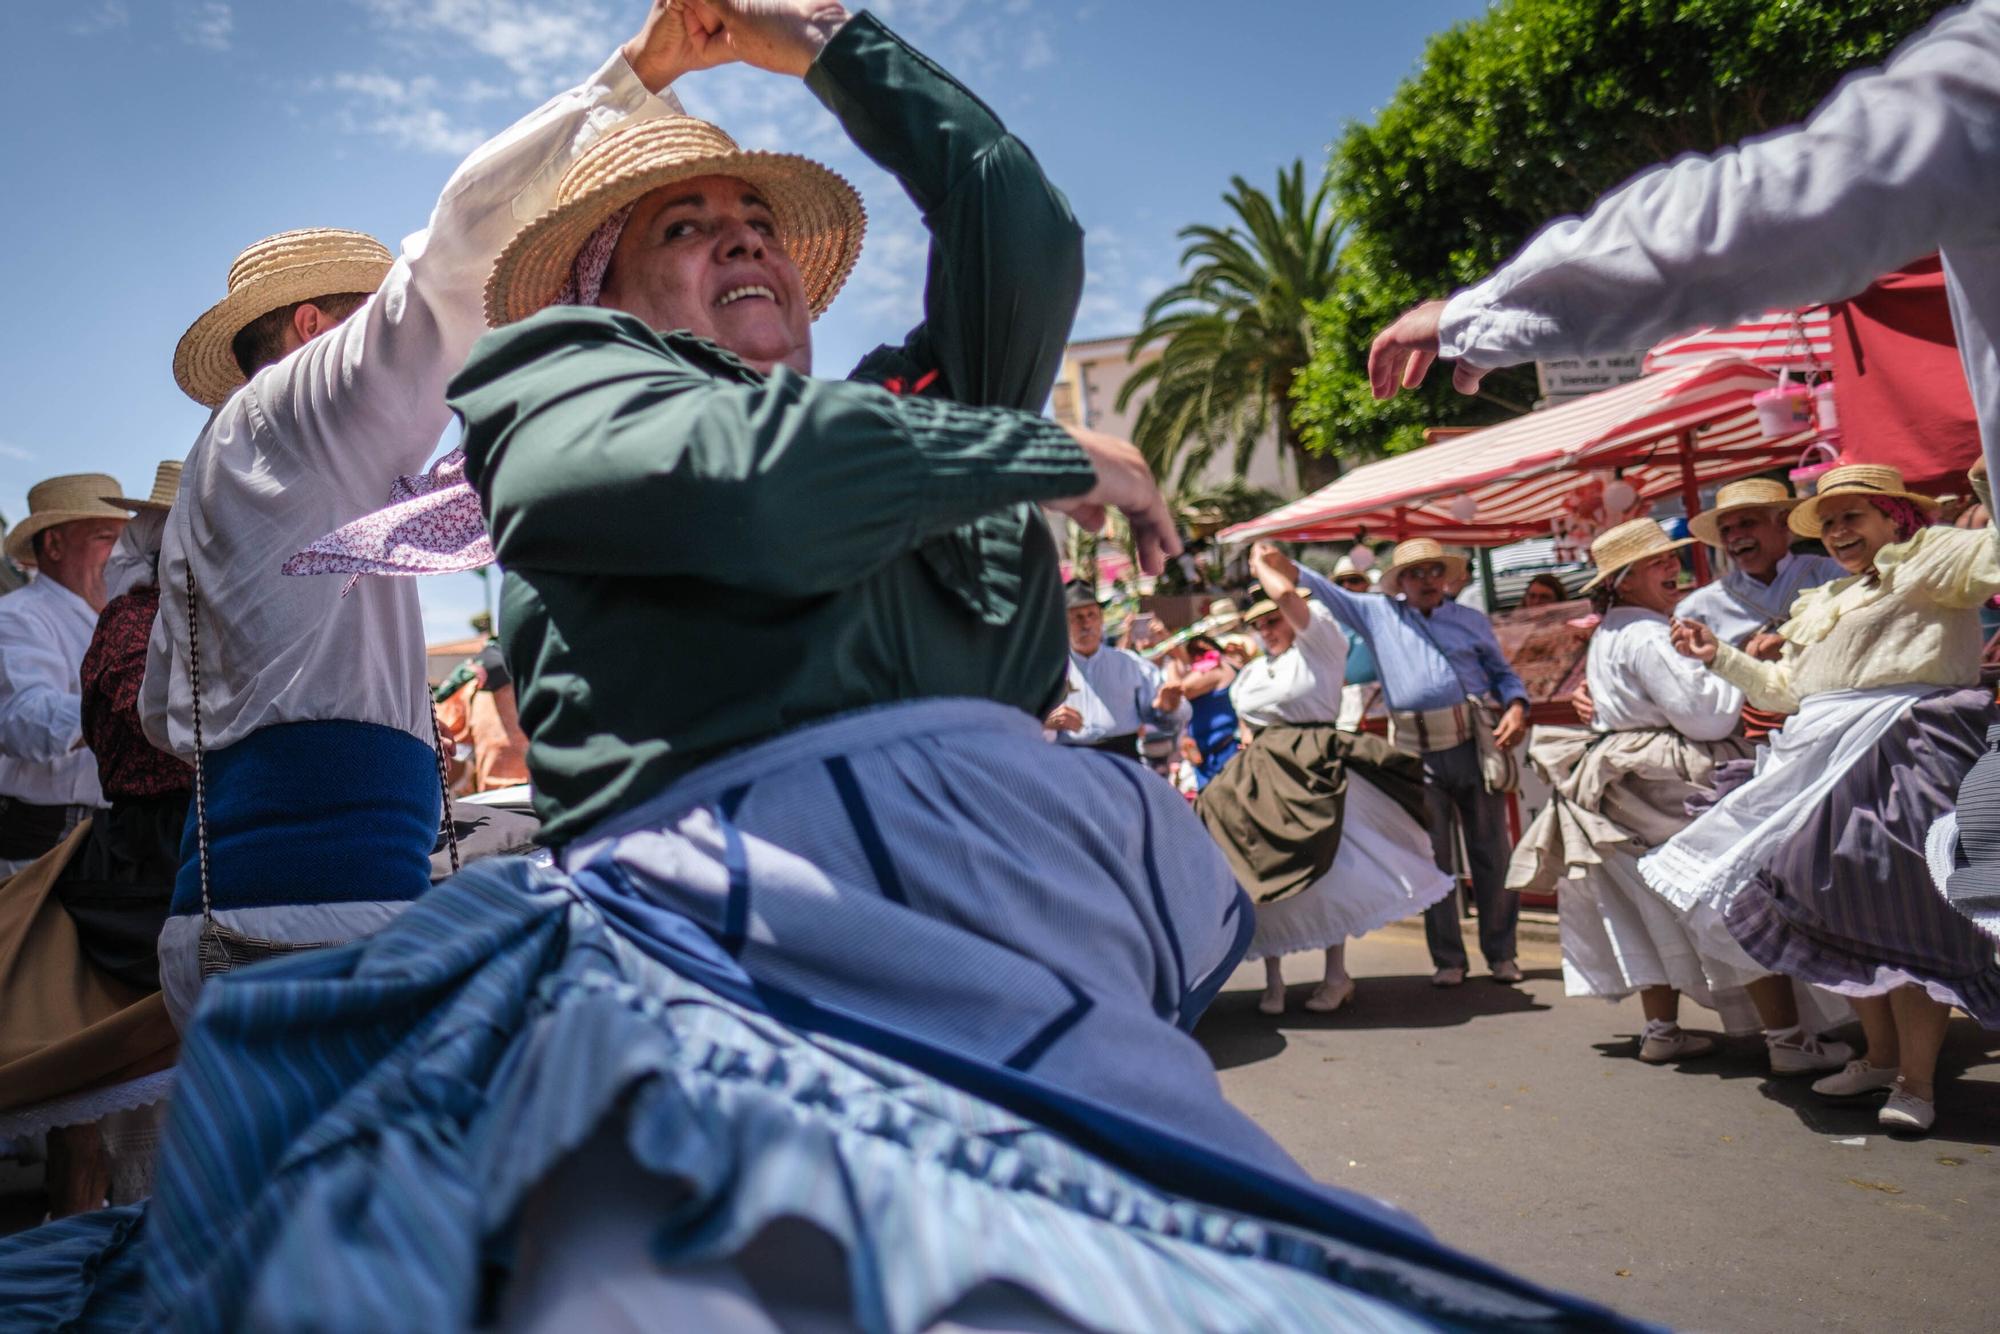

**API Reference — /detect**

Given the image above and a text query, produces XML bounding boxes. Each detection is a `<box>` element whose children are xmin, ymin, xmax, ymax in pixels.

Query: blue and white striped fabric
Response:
<box><xmin>0</xmin><ymin>860</ymin><xmax>1653</xmax><ymax>1332</ymax></box>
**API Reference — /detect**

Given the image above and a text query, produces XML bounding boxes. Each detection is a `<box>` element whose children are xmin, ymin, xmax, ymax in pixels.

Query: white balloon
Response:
<box><xmin>1603</xmin><ymin>479</ymin><xmax>1636</xmax><ymax>514</ymax></box>
<box><xmin>1347</xmin><ymin>545</ymin><xmax>1375</xmax><ymax>571</ymax></box>
<box><xmin>1448</xmin><ymin>494</ymin><xmax>1479</xmax><ymax>523</ymax></box>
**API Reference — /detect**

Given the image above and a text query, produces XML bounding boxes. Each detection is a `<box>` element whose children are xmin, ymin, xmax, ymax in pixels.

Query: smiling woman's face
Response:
<box><xmin>1818</xmin><ymin>497</ymin><xmax>1902</xmax><ymax>573</ymax></box>
<box><xmin>598</xmin><ymin>174</ymin><xmax>813</xmax><ymax>375</ymax></box>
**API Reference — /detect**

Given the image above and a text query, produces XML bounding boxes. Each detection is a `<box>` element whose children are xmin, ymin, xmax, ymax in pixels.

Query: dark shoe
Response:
<box><xmin>1489</xmin><ymin>959</ymin><xmax>1523</xmax><ymax>984</ymax></box>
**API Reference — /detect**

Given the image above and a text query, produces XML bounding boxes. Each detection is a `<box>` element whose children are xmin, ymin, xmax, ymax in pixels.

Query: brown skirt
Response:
<box><xmin>1196</xmin><ymin>723</ymin><xmax>1425</xmax><ymax>905</ymax></box>
<box><xmin>0</xmin><ymin>820</ymin><xmax>177</xmax><ymax>1113</ymax></box>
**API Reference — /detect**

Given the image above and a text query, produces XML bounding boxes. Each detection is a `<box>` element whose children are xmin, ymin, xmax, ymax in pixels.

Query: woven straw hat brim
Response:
<box><xmin>103</xmin><ymin>460</ymin><xmax>184</xmax><ymax>512</ymax></box>
<box><xmin>1383</xmin><ymin>552</ymin><xmax>1469</xmax><ymax>588</ymax></box>
<box><xmin>102</xmin><ymin>495</ymin><xmax>172</xmax><ymax>512</ymax></box>
<box><xmin>485</xmin><ymin>147</ymin><xmax>865</xmax><ymax>328</ymax></box>
<box><xmin>1580</xmin><ymin>536</ymin><xmax>1695</xmax><ymax>592</ymax></box>
<box><xmin>174</xmin><ymin>254</ymin><xmax>394</xmax><ymax>409</ymax></box>
<box><xmin>1789</xmin><ymin>483</ymin><xmax>1942</xmax><ymax>539</ymax></box>
<box><xmin>1688</xmin><ymin>498</ymin><xmax>1799</xmax><ymax>547</ymax></box>
<box><xmin>4</xmin><ymin>503</ymin><xmax>130</xmax><ymax>567</ymax></box>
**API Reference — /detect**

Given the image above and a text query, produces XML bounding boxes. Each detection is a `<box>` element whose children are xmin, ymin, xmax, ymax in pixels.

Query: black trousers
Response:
<box><xmin>1419</xmin><ymin>739</ymin><xmax>1518</xmax><ymax>970</ymax></box>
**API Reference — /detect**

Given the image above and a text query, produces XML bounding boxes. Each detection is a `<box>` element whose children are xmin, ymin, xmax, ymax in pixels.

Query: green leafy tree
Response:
<box><xmin>1119</xmin><ymin>162</ymin><xmax>1348</xmax><ymax>492</ymax></box>
<box><xmin>1293</xmin><ymin>0</ymin><xmax>1954</xmax><ymax>459</ymax></box>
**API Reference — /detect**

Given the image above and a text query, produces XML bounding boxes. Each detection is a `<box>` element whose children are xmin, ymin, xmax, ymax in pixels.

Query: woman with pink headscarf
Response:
<box><xmin>1653</xmin><ymin>464</ymin><xmax>2000</xmax><ymax>1137</ymax></box>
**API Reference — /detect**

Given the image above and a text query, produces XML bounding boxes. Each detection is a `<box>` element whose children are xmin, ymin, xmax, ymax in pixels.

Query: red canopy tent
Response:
<box><xmin>1639</xmin><ymin>258</ymin><xmax>1978</xmax><ymax>491</ymax></box>
<box><xmin>1220</xmin><ymin>358</ymin><xmax>1811</xmax><ymax>560</ymax></box>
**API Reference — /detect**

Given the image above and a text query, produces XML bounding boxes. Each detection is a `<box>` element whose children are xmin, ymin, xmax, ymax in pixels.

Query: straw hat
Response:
<box><xmin>1380</xmin><ymin>538</ymin><xmax>1468</xmax><ymax>591</ymax></box>
<box><xmin>484</xmin><ymin>116</ymin><xmax>866</xmax><ymax>328</ymax></box>
<box><xmin>1788</xmin><ymin>463</ymin><xmax>1941</xmax><ymax>538</ymax></box>
<box><xmin>1580</xmin><ymin>517</ymin><xmax>1694</xmax><ymax>592</ymax></box>
<box><xmin>174</xmin><ymin>229</ymin><xmax>395</xmax><ymax>408</ymax></box>
<box><xmin>1243</xmin><ymin>598</ymin><xmax>1281</xmax><ymax>624</ymax></box>
<box><xmin>102</xmin><ymin>461</ymin><xmax>183</xmax><ymax>513</ymax></box>
<box><xmin>1687</xmin><ymin>477</ymin><xmax>1799</xmax><ymax>547</ymax></box>
<box><xmin>5</xmin><ymin>474</ymin><xmax>130</xmax><ymax>567</ymax></box>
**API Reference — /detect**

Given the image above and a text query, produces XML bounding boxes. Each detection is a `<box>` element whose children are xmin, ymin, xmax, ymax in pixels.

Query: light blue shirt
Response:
<box><xmin>1674</xmin><ymin>552</ymin><xmax>1847</xmax><ymax>648</ymax></box>
<box><xmin>1057</xmin><ymin>644</ymin><xmax>1191</xmax><ymax>745</ymax></box>
<box><xmin>1298</xmin><ymin>566</ymin><xmax>1527</xmax><ymax>714</ymax></box>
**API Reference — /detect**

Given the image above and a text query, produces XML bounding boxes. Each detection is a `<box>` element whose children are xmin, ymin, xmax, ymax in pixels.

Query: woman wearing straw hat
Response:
<box><xmin>0</xmin><ymin>475</ymin><xmax>127</xmax><ymax>877</ymax></box>
<box><xmin>140</xmin><ymin>3</ymin><xmax>703</xmax><ymax>1027</ymax></box>
<box><xmin>1202</xmin><ymin>553</ymin><xmax>1451</xmax><ymax>1016</ymax></box>
<box><xmin>1652</xmin><ymin>463</ymin><xmax>2000</xmax><ymax>1134</ymax></box>
<box><xmin>1509</xmin><ymin>516</ymin><xmax>1773</xmax><ymax>1063</ymax></box>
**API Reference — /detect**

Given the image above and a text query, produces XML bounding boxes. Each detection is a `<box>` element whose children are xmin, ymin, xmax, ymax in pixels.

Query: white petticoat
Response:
<box><xmin>1640</xmin><ymin>685</ymin><xmax>1932</xmax><ymax>915</ymax></box>
<box><xmin>1559</xmin><ymin>849</ymin><xmax>1769</xmax><ymax>1033</ymax></box>
<box><xmin>1246</xmin><ymin>775</ymin><xmax>1452</xmax><ymax>960</ymax></box>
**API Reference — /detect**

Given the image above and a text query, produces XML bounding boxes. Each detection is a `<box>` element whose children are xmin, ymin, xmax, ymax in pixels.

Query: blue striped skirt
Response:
<box><xmin>0</xmin><ymin>861</ymin><xmax>1651</xmax><ymax>1331</ymax></box>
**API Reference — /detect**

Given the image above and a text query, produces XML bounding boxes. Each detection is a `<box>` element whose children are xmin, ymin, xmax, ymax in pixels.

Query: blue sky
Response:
<box><xmin>0</xmin><ymin>0</ymin><xmax>1488</xmax><ymax>638</ymax></box>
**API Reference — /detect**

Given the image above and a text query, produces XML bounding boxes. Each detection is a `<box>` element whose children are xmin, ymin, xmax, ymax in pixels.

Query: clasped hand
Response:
<box><xmin>624</xmin><ymin>0</ymin><xmax>850</xmax><ymax>90</ymax></box>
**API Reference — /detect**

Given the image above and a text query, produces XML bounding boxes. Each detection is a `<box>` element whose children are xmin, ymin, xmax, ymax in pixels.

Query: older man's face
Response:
<box><xmin>1400</xmin><ymin>561</ymin><xmax>1451</xmax><ymax>611</ymax></box>
<box><xmin>599</xmin><ymin>174</ymin><xmax>813</xmax><ymax>375</ymax></box>
<box><xmin>1066</xmin><ymin>603</ymin><xmax>1104</xmax><ymax>656</ymax></box>
<box><xmin>1714</xmin><ymin>507</ymin><xmax>1791</xmax><ymax>580</ymax></box>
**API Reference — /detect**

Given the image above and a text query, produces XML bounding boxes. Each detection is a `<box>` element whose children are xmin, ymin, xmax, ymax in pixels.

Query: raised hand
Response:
<box><xmin>677</xmin><ymin>0</ymin><xmax>850</xmax><ymax>78</ymax></box>
<box><xmin>1669</xmin><ymin>617</ymin><xmax>1719</xmax><ymax>665</ymax></box>
<box><xmin>1048</xmin><ymin>425</ymin><xmax>1183</xmax><ymax>578</ymax></box>
<box><xmin>1367</xmin><ymin>299</ymin><xmax>1488</xmax><ymax>401</ymax></box>
<box><xmin>621</xmin><ymin>0</ymin><xmax>740</xmax><ymax>92</ymax></box>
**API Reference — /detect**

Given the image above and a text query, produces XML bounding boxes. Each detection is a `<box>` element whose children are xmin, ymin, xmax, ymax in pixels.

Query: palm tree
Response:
<box><xmin>1118</xmin><ymin>161</ymin><xmax>1346</xmax><ymax>494</ymax></box>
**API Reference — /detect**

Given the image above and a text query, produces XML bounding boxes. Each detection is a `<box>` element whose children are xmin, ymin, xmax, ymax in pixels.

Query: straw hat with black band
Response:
<box><xmin>1686</xmin><ymin>477</ymin><xmax>1800</xmax><ymax>547</ymax></box>
<box><xmin>1379</xmin><ymin>538</ymin><xmax>1468</xmax><ymax>592</ymax></box>
<box><xmin>1579</xmin><ymin>517</ymin><xmax>1695</xmax><ymax>593</ymax></box>
<box><xmin>103</xmin><ymin>461</ymin><xmax>184</xmax><ymax>514</ymax></box>
<box><xmin>1787</xmin><ymin>463</ymin><xmax>1942</xmax><ymax>538</ymax></box>
<box><xmin>174</xmin><ymin>229</ymin><xmax>396</xmax><ymax>409</ymax></box>
<box><xmin>5</xmin><ymin>474</ymin><xmax>130</xmax><ymax>568</ymax></box>
<box><xmin>484</xmin><ymin>115</ymin><xmax>866</xmax><ymax>329</ymax></box>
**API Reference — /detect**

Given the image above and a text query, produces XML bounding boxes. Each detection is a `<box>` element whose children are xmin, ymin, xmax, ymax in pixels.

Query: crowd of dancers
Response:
<box><xmin>0</xmin><ymin>1</ymin><xmax>1998</xmax><ymax>1329</ymax></box>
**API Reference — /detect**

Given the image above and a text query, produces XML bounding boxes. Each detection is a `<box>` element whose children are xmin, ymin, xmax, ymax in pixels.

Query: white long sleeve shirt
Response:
<box><xmin>142</xmin><ymin>52</ymin><xmax>674</xmax><ymax>762</ymax></box>
<box><xmin>0</xmin><ymin>576</ymin><xmax>105</xmax><ymax>807</ymax></box>
<box><xmin>1438</xmin><ymin>1</ymin><xmax>2000</xmax><ymax>481</ymax></box>
<box><xmin>1673</xmin><ymin>553</ymin><xmax>1848</xmax><ymax>648</ymax></box>
<box><xmin>1057</xmin><ymin>645</ymin><xmax>1191</xmax><ymax>746</ymax></box>
<box><xmin>1586</xmin><ymin>607</ymin><xmax>1743</xmax><ymax>742</ymax></box>
<box><xmin>1231</xmin><ymin>602</ymin><xmax>1349</xmax><ymax>728</ymax></box>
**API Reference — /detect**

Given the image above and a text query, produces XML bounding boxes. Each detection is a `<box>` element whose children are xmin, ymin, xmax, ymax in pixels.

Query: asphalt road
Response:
<box><xmin>1195</xmin><ymin>923</ymin><xmax>2000</xmax><ymax>1334</ymax></box>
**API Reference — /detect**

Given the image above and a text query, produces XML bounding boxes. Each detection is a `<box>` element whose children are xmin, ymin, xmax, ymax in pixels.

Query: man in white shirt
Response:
<box><xmin>1678</xmin><ymin>479</ymin><xmax>1847</xmax><ymax>657</ymax></box>
<box><xmin>1047</xmin><ymin>580</ymin><xmax>1190</xmax><ymax>759</ymax></box>
<box><xmin>141</xmin><ymin>4</ymin><xmax>701</xmax><ymax>1025</ymax></box>
<box><xmin>0</xmin><ymin>475</ymin><xmax>128</xmax><ymax>875</ymax></box>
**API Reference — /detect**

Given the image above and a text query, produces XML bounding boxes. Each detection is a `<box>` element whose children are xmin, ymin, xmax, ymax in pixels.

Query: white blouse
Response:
<box><xmin>141</xmin><ymin>53</ymin><xmax>676</xmax><ymax>761</ymax></box>
<box><xmin>1586</xmin><ymin>607</ymin><xmax>1742</xmax><ymax>742</ymax></box>
<box><xmin>1232</xmin><ymin>602</ymin><xmax>1349</xmax><ymax>728</ymax></box>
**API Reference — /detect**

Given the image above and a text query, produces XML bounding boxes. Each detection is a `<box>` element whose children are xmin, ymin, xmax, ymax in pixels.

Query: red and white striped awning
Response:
<box><xmin>1643</xmin><ymin>307</ymin><xmax>1833</xmax><ymax>375</ymax></box>
<box><xmin>1220</xmin><ymin>357</ymin><xmax>1812</xmax><ymax>547</ymax></box>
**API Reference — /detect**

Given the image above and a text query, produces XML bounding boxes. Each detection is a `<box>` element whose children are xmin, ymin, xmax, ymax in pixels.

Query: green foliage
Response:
<box><xmin>1293</xmin><ymin>0</ymin><xmax>1955</xmax><ymax>459</ymax></box>
<box><xmin>1119</xmin><ymin>162</ymin><xmax>1347</xmax><ymax>490</ymax></box>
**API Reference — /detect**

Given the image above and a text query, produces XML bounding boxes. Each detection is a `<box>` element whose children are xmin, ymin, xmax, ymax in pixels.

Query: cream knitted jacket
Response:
<box><xmin>1710</xmin><ymin>523</ymin><xmax>2000</xmax><ymax>714</ymax></box>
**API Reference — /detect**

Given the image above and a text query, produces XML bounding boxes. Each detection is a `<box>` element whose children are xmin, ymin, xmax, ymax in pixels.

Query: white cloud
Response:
<box><xmin>355</xmin><ymin>0</ymin><xmax>620</xmax><ymax>95</ymax></box>
<box><xmin>323</xmin><ymin>71</ymin><xmax>490</xmax><ymax>155</ymax></box>
<box><xmin>176</xmin><ymin>2</ymin><xmax>234</xmax><ymax>51</ymax></box>
<box><xmin>68</xmin><ymin>2</ymin><xmax>129</xmax><ymax>36</ymax></box>
<box><xmin>0</xmin><ymin>442</ymin><xmax>36</xmax><ymax>463</ymax></box>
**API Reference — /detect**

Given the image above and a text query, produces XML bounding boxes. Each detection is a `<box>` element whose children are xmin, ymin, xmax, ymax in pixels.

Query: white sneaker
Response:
<box><xmin>1638</xmin><ymin>1024</ymin><xmax>1716</xmax><ymax>1064</ymax></box>
<box><xmin>1767</xmin><ymin>1033</ymin><xmax>1854</xmax><ymax>1076</ymax></box>
<box><xmin>1811</xmin><ymin>1060</ymin><xmax>1900</xmax><ymax>1100</ymax></box>
<box><xmin>1879</xmin><ymin>1079</ymin><xmax>1936</xmax><ymax>1136</ymax></box>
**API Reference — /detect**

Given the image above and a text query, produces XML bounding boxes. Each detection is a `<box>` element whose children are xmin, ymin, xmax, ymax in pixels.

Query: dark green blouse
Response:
<box><xmin>454</xmin><ymin>13</ymin><xmax>1093</xmax><ymax>843</ymax></box>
